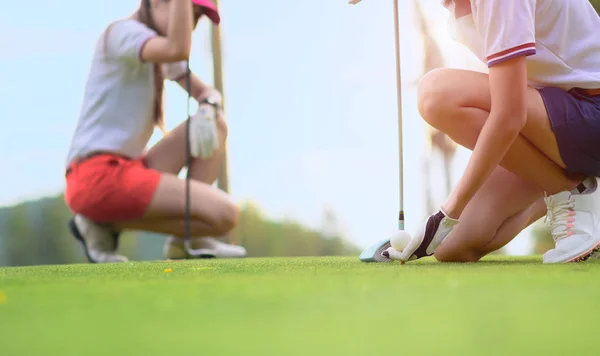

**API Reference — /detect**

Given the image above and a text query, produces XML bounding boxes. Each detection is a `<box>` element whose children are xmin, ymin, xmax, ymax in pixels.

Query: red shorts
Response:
<box><xmin>65</xmin><ymin>153</ymin><xmax>162</xmax><ymax>223</ymax></box>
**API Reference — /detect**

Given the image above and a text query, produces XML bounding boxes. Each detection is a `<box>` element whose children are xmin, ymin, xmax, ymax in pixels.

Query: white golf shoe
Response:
<box><xmin>69</xmin><ymin>215</ymin><xmax>128</xmax><ymax>263</ymax></box>
<box><xmin>543</xmin><ymin>178</ymin><xmax>600</xmax><ymax>264</ymax></box>
<box><xmin>164</xmin><ymin>236</ymin><xmax>248</xmax><ymax>260</ymax></box>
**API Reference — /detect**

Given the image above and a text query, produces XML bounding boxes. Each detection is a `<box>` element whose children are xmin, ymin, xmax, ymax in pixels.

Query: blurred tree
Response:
<box><xmin>0</xmin><ymin>196</ymin><xmax>359</xmax><ymax>267</ymax></box>
<box><xmin>232</xmin><ymin>202</ymin><xmax>358</xmax><ymax>258</ymax></box>
<box><xmin>413</xmin><ymin>0</ymin><xmax>457</xmax><ymax>215</ymax></box>
<box><xmin>2</xmin><ymin>203</ymin><xmax>32</xmax><ymax>266</ymax></box>
<box><xmin>531</xmin><ymin>218</ymin><xmax>553</xmax><ymax>255</ymax></box>
<box><xmin>33</xmin><ymin>197</ymin><xmax>80</xmax><ymax>264</ymax></box>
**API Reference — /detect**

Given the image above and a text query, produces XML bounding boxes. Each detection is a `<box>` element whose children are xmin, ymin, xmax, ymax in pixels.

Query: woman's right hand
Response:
<box><xmin>139</xmin><ymin>0</ymin><xmax>194</xmax><ymax>63</ymax></box>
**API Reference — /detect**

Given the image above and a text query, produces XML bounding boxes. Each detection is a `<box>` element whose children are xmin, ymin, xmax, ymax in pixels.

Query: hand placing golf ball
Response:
<box><xmin>390</xmin><ymin>231</ymin><xmax>412</xmax><ymax>252</ymax></box>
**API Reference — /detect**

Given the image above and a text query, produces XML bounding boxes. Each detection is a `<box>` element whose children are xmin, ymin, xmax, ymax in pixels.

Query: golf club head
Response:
<box><xmin>359</xmin><ymin>239</ymin><xmax>392</xmax><ymax>263</ymax></box>
<box><xmin>184</xmin><ymin>240</ymin><xmax>216</xmax><ymax>259</ymax></box>
<box><xmin>348</xmin><ymin>0</ymin><xmax>363</xmax><ymax>4</ymax></box>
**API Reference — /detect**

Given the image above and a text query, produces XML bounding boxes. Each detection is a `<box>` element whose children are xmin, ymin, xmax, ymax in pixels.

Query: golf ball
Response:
<box><xmin>390</xmin><ymin>231</ymin><xmax>412</xmax><ymax>251</ymax></box>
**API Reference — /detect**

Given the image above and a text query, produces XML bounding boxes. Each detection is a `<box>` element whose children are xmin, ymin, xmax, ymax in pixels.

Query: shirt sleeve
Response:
<box><xmin>471</xmin><ymin>0</ymin><xmax>537</xmax><ymax>67</ymax></box>
<box><xmin>104</xmin><ymin>20</ymin><xmax>157</xmax><ymax>63</ymax></box>
<box><xmin>162</xmin><ymin>61</ymin><xmax>188</xmax><ymax>81</ymax></box>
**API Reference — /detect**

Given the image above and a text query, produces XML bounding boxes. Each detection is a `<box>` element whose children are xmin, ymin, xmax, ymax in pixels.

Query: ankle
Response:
<box><xmin>569</xmin><ymin>177</ymin><xmax>597</xmax><ymax>195</ymax></box>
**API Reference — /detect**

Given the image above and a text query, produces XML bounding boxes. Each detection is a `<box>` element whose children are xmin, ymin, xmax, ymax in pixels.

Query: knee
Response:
<box><xmin>417</xmin><ymin>68</ymin><xmax>460</xmax><ymax>128</ymax></box>
<box><xmin>216</xmin><ymin>117</ymin><xmax>228</xmax><ymax>142</ymax></box>
<box><xmin>212</xmin><ymin>202</ymin><xmax>239</xmax><ymax>235</ymax></box>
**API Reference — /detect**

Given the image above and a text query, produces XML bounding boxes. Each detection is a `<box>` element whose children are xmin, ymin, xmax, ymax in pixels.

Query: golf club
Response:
<box><xmin>182</xmin><ymin>60</ymin><xmax>217</xmax><ymax>258</ymax></box>
<box><xmin>355</xmin><ymin>0</ymin><xmax>405</xmax><ymax>262</ymax></box>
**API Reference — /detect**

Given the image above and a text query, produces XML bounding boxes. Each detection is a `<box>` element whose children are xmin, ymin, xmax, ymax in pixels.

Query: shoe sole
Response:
<box><xmin>164</xmin><ymin>245</ymin><xmax>217</xmax><ymax>260</ymax></box>
<box><xmin>68</xmin><ymin>217</ymin><xmax>97</xmax><ymax>264</ymax></box>
<box><xmin>174</xmin><ymin>250</ymin><xmax>247</xmax><ymax>259</ymax></box>
<box><xmin>165</xmin><ymin>242</ymin><xmax>248</xmax><ymax>260</ymax></box>
<box><xmin>545</xmin><ymin>239</ymin><xmax>600</xmax><ymax>263</ymax></box>
<box><xmin>567</xmin><ymin>240</ymin><xmax>600</xmax><ymax>263</ymax></box>
<box><xmin>186</xmin><ymin>251</ymin><xmax>217</xmax><ymax>259</ymax></box>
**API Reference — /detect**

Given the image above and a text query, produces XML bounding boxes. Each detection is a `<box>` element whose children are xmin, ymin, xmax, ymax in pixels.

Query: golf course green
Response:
<box><xmin>1</xmin><ymin>256</ymin><xmax>598</xmax><ymax>355</ymax></box>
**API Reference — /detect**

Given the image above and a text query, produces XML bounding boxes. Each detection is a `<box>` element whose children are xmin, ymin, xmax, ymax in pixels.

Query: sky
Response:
<box><xmin>0</xmin><ymin>0</ymin><xmax>534</xmax><ymax>254</ymax></box>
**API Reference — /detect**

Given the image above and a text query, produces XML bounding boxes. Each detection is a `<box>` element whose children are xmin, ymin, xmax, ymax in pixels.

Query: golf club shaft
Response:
<box><xmin>393</xmin><ymin>0</ymin><xmax>405</xmax><ymax>231</ymax></box>
<box><xmin>185</xmin><ymin>61</ymin><xmax>192</xmax><ymax>244</ymax></box>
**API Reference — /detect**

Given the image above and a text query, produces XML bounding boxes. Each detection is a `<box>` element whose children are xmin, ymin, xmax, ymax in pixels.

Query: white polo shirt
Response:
<box><xmin>66</xmin><ymin>19</ymin><xmax>187</xmax><ymax>166</ymax></box>
<box><xmin>446</xmin><ymin>0</ymin><xmax>600</xmax><ymax>90</ymax></box>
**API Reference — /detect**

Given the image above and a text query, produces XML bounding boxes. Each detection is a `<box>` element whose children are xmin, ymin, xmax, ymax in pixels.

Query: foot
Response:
<box><xmin>69</xmin><ymin>215</ymin><xmax>128</xmax><ymax>263</ymax></box>
<box><xmin>383</xmin><ymin>209</ymin><xmax>459</xmax><ymax>262</ymax></box>
<box><xmin>163</xmin><ymin>236</ymin><xmax>248</xmax><ymax>260</ymax></box>
<box><xmin>543</xmin><ymin>178</ymin><xmax>600</xmax><ymax>263</ymax></box>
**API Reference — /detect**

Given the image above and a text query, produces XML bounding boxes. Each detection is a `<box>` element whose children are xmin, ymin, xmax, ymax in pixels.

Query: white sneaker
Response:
<box><xmin>69</xmin><ymin>215</ymin><xmax>128</xmax><ymax>263</ymax></box>
<box><xmin>543</xmin><ymin>178</ymin><xmax>600</xmax><ymax>263</ymax></box>
<box><xmin>164</xmin><ymin>236</ymin><xmax>248</xmax><ymax>260</ymax></box>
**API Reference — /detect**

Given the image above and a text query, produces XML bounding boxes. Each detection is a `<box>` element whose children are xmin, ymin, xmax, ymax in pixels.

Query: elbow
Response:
<box><xmin>169</xmin><ymin>48</ymin><xmax>191</xmax><ymax>62</ymax></box>
<box><xmin>167</xmin><ymin>43</ymin><xmax>191</xmax><ymax>61</ymax></box>
<box><xmin>495</xmin><ymin>109</ymin><xmax>527</xmax><ymax>136</ymax></box>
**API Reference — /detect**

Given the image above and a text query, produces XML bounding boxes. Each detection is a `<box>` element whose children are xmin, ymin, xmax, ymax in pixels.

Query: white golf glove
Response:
<box><xmin>384</xmin><ymin>209</ymin><xmax>459</xmax><ymax>262</ymax></box>
<box><xmin>190</xmin><ymin>98</ymin><xmax>220</xmax><ymax>160</ymax></box>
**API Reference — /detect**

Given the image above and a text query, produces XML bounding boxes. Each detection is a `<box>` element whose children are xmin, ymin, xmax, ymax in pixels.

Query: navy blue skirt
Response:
<box><xmin>539</xmin><ymin>87</ymin><xmax>600</xmax><ymax>177</ymax></box>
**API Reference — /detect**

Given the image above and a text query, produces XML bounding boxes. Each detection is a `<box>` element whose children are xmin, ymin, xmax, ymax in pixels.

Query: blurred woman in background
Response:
<box><xmin>64</xmin><ymin>0</ymin><xmax>246</xmax><ymax>263</ymax></box>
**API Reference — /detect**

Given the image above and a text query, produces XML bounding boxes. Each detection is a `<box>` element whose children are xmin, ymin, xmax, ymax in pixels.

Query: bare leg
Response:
<box><xmin>418</xmin><ymin>68</ymin><xmax>583</xmax><ymax>194</ymax></box>
<box><xmin>113</xmin><ymin>219</ymin><xmax>229</xmax><ymax>237</ymax></box>
<box><xmin>477</xmin><ymin>199</ymin><xmax>546</xmax><ymax>257</ymax></box>
<box><xmin>142</xmin><ymin>173</ymin><xmax>237</xmax><ymax>230</ymax></box>
<box><xmin>113</xmin><ymin>116</ymin><xmax>238</xmax><ymax>238</ymax></box>
<box><xmin>145</xmin><ymin>115</ymin><xmax>228</xmax><ymax>183</ymax></box>
<box><xmin>417</xmin><ymin>68</ymin><xmax>580</xmax><ymax>261</ymax></box>
<box><xmin>72</xmin><ymin>117</ymin><xmax>235</xmax><ymax>262</ymax></box>
<box><xmin>435</xmin><ymin>167</ymin><xmax>546</xmax><ymax>262</ymax></box>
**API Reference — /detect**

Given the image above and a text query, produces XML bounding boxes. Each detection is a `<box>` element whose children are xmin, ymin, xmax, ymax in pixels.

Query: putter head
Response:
<box><xmin>348</xmin><ymin>0</ymin><xmax>363</xmax><ymax>4</ymax></box>
<box><xmin>359</xmin><ymin>239</ymin><xmax>392</xmax><ymax>263</ymax></box>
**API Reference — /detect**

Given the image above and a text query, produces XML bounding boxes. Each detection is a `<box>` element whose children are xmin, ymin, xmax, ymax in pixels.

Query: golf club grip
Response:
<box><xmin>398</xmin><ymin>210</ymin><xmax>405</xmax><ymax>230</ymax></box>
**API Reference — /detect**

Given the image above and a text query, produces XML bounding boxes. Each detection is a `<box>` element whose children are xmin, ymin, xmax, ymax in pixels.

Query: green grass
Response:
<box><xmin>1</xmin><ymin>256</ymin><xmax>599</xmax><ymax>356</ymax></box>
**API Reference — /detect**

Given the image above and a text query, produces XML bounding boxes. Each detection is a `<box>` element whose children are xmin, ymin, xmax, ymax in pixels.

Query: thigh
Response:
<box><xmin>144</xmin><ymin>122</ymin><xmax>188</xmax><ymax>174</ymax></box>
<box><xmin>143</xmin><ymin>173</ymin><xmax>239</xmax><ymax>230</ymax></box>
<box><xmin>420</xmin><ymin>68</ymin><xmax>564</xmax><ymax>168</ymax></box>
<box><xmin>435</xmin><ymin>166</ymin><xmax>543</xmax><ymax>258</ymax></box>
<box><xmin>113</xmin><ymin>218</ymin><xmax>219</xmax><ymax>237</ymax></box>
<box><xmin>144</xmin><ymin>116</ymin><xmax>228</xmax><ymax>174</ymax></box>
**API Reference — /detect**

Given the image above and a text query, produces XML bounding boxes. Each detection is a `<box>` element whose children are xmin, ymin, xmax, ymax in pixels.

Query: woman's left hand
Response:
<box><xmin>197</xmin><ymin>87</ymin><xmax>223</xmax><ymax>111</ymax></box>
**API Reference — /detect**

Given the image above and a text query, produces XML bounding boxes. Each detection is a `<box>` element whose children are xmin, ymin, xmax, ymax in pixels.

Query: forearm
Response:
<box><xmin>176</xmin><ymin>71</ymin><xmax>218</xmax><ymax>105</ymax></box>
<box><xmin>167</xmin><ymin>0</ymin><xmax>194</xmax><ymax>56</ymax></box>
<box><xmin>445</xmin><ymin>111</ymin><xmax>525</xmax><ymax>217</ymax></box>
<box><xmin>192</xmin><ymin>79</ymin><xmax>212</xmax><ymax>101</ymax></box>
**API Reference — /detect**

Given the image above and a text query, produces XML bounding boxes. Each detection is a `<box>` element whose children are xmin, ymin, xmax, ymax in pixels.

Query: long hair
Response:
<box><xmin>137</xmin><ymin>0</ymin><xmax>165</xmax><ymax>132</ymax></box>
